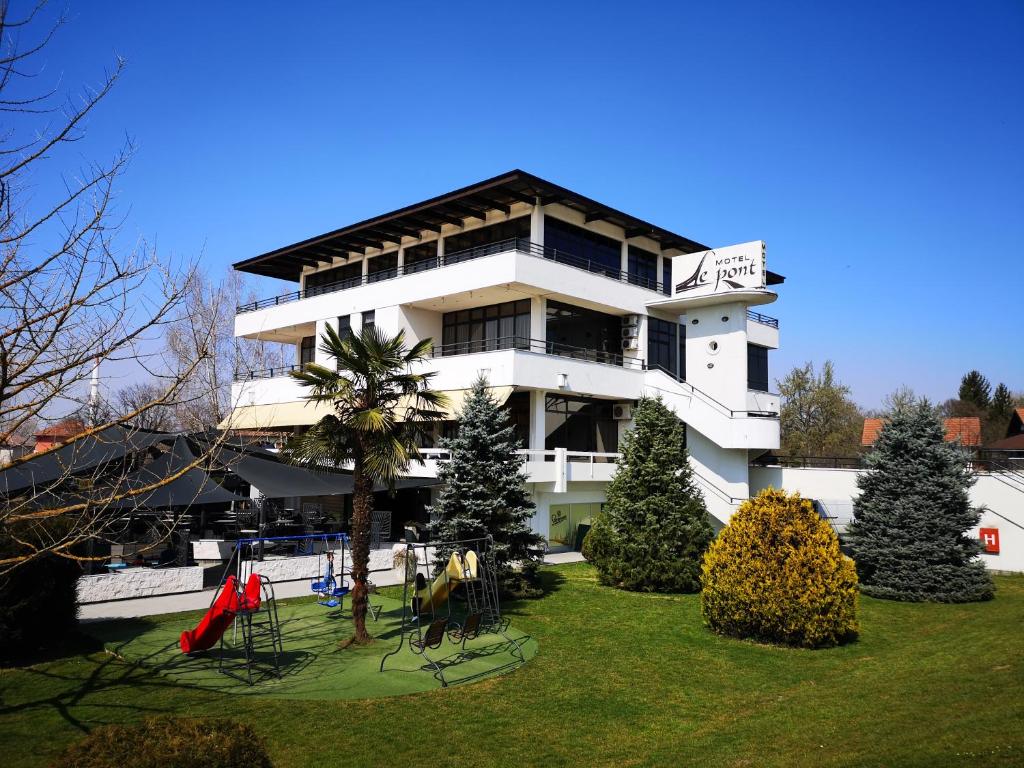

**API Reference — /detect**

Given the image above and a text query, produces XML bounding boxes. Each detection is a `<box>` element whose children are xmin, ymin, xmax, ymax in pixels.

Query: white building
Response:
<box><xmin>224</xmin><ymin>171</ymin><xmax>785</xmax><ymax>545</ymax></box>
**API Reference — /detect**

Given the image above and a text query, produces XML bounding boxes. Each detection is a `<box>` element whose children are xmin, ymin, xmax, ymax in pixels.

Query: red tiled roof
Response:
<box><xmin>861</xmin><ymin>418</ymin><xmax>884</xmax><ymax>446</ymax></box>
<box><xmin>34</xmin><ymin>417</ymin><xmax>86</xmax><ymax>439</ymax></box>
<box><xmin>944</xmin><ymin>417</ymin><xmax>981</xmax><ymax>447</ymax></box>
<box><xmin>861</xmin><ymin>416</ymin><xmax>982</xmax><ymax>447</ymax></box>
<box><xmin>987</xmin><ymin>434</ymin><xmax>1024</xmax><ymax>450</ymax></box>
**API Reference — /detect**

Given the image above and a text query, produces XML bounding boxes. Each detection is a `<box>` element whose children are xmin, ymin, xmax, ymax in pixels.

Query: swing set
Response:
<box><xmin>379</xmin><ymin>535</ymin><xmax>525</xmax><ymax>687</ymax></box>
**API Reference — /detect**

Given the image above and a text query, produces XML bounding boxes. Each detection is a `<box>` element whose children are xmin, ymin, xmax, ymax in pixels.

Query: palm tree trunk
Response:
<box><xmin>349</xmin><ymin>459</ymin><xmax>374</xmax><ymax>644</ymax></box>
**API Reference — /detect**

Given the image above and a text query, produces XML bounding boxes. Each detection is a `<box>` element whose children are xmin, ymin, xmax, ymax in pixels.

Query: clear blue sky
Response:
<box><xmin>28</xmin><ymin>0</ymin><xmax>1024</xmax><ymax>407</ymax></box>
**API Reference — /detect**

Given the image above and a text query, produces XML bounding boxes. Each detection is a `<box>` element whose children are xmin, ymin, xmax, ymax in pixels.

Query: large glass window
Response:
<box><xmin>648</xmin><ymin>317</ymin><xmax>678</xmax><ymax>376</ymax></box>
<box><xmin>748</xmin><ymin>344</ymin><xmax>769</xmax><ymax>392</ymax></box>
<box><xmin>300</xmin><ymin>336</ymin><xmax>315</xmax><ymax>366</ymax></box>
<box><xmin>441</xmin><ymin>299</ymin><xmax>531</xmax><ymax>354</ymax></box>
<box><xmin>367</xmin><ymin>252</ymin><xmax>398</xmax><ymax>283</ymax></box>
<box><xmin>544</xmin><ymin>394</ymin><xmax>618</xmax><ymax>454</ymax></box>
<box><xmin>678</xmin><ymin>321</ymin><xmax>686</xmax><ymax>380</ymax></box>
<box><xmin>628</xmin><ymin>245</ymin><xmax>659</xmax><ymax>290</ymax></box>
<box><xmin>305</xmin><ymin>261</ymin><xmax>362</xmax><ymax>294</ymax></box>
<box><xmin>546</xmin><ymin>300</ymin><xmax>622</xmax><ymax>364</ymax></box>
<box><xmin>336</xmin><ymin>316</ymin><xmax>352</xmax><ymax>342</ymax></box>
<box><xmin>544</xmin><ymin>216</ymin><xmax>622</xmax><ymax>278</ymax></box>
<box><xmin>662</xmin><ymin>257</ymin><xmax>672</xmax><ymax>296</ymax></box>
<box><xmin>362</xmin><ymin>310</ymin><xmax>375</xmax><ymax>332</ymax></box>
<box><xmin>443</xmin><ymin>217</ymin><xmax>530</xmax><ymax>262</ymax></box>
<box><xmin>404</xmin><ymin>241</ymin><xmax>438</xmax><ymax>274</ymax></box>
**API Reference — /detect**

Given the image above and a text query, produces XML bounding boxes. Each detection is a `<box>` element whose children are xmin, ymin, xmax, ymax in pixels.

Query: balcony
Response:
<box><xmin>415</xmin><ymin>448</ymin><xmax>620</xmax><ymax>488</ymax></box>
<box><xmin>430</xmin><ymin>336</ymin><xmax>645</xmax><ymax>370</ymax></box>
<box><xmin>236</xmin><ymin>238</ymin><xmax>664</xmax><ymax>314</ymax></box>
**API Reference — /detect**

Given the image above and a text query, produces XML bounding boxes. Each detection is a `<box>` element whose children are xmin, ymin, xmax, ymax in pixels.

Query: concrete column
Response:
<box><xmin>396</xmin><ymin>245</ymin><xmax>405</xmax><ymax>273</ymax></box>
<box><xmin>436</xmin><ymin>236</ymin><xmax>444</xmax><ymax>267</ymax></box>
<box><xmin>621</xmin><ymin>239</ymin><xmax>629</xmax><ymax>276</ymax></box>
<box><xmin>530</xmin><ymin>296</ymin><xmax>546</xmax><ymax>345</ymax></box>
<box><xmin>529</xmin><ymin>389</ymin><xmax>547</xmax><ymax>451</ymax></box>
<box><xmin>530</xmin><ymin>200</ymin><xmax>544</xmax><ymax>247</ymax></box>
<box><xmin>360</xmin><ymin>255</ymin><xmax>369</xmax><ymax>280</ymax></box>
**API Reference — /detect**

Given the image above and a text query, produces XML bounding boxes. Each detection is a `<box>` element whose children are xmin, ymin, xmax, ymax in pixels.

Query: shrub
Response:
<box><xmin>0</xmin><ymin>529</ymin><xmax>81</xmax><ymax>663</ymax></box>
<box><xmin>50</xmin><ymin>716</ymin><xmax>274</xmax><ymax>768</ymax></box>
<box><xmin>700</xmin><ymin>488</ymin><xmax>858</xmax><ymax>648</ymax></box>
<box><xmin>583</xmin><ymin>396</ymin><xmax>714</xmax><ymax>593</ymax></box>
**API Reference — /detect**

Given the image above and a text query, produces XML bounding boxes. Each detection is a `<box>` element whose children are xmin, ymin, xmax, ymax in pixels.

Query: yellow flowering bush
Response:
<box><xmin>700</xmin><ymin>488</ymin><xmax>859</xmax><ymax>648</ymax></box>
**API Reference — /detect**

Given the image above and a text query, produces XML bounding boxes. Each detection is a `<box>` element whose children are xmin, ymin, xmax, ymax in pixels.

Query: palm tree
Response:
<box><xmin>289</xmin><ymin>324</ymin><xmax>446</xmax><ymax>644</ymax></box>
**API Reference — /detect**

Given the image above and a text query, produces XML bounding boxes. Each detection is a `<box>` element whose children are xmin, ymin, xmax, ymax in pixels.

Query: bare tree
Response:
<box><xmin>166</xmin><ymin>269</ymin><xmax>287</xmax><ymax>431</ymax></box>
<box><xmin>110</xmin><ymin>382</ymin><xmax>178</xmax><ymax>432</ymax></box>
<box><xmin>0</xmin><ymin>3</ymin><xmax>229</xmax><ymax>573</ymax></box>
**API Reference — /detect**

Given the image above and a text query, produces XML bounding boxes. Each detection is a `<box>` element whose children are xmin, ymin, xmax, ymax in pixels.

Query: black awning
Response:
<box><xmin>107</xmin><ymin>437</ymin><xmax>247</xmax><ymax>509</ymax></box>
<box><xmin>0</xmin><ymin>425</ymin><xmax>172</xmax><ymax>497</ymax></box>
<box><xmin>218</xmin><ymin>447</ymin><xmax>355</xmax><ymax>498</ymax></box>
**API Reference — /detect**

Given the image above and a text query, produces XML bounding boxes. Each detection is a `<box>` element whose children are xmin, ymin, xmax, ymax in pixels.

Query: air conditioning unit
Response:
<box><xmin>621</xmin><ymin>314</ymin><xmax>640</xmax><ymax>328</ymax></box>
<box><xmin>621</xmin><ymin>337</ymin><xmax>639</xmax><ymax>351</ymax></box>
<box><xmin>613</xmin><ymin>403</ymin><xmax>633</xmax><ymax>420</ymax></box>
<box><xmin>621</xmin><ymin>325</ymin><xmax>640</xmax><ymax>339</ymax></box>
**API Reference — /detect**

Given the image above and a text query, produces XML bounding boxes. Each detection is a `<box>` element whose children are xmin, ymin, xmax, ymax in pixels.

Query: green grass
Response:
<box><xmin>1</xmin><ymin>564</ymin><xmax>1022</xmax><ymax>768</ymax></box>
<box><xmin>88</xmin><ymin>594</ymin><xmax>536</xmax><ymax>699</ymax></box>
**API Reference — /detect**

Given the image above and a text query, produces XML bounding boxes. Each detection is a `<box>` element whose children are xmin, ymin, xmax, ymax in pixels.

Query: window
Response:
<box><xmin>441</xmin><ymin>299</ymin><xmax>530</xmax><ymax>355</ymax></box>
<box><xmin>336</xmin><ymin>316</ymin><xmax>352</xmax><ymax>342</ymax></box>
<box><xmin>443</xmin><ymin>217</ymin><xmax>530</xmax><ymax>262</ymax></box>
<box><xmin>362</xmin><ymin>310</ymin><xmax>375</xmax><ymax>331</ymax></box>
<box><xmin>628</xmin><ymin>245</ymin><xmax>658</xmax><ymax>290</ymax></box>
<box><xmin>748</xmin><ymin>344</ymin><xmax>769</xmax><ymax>392</ymax></box>
<box><xmin>662</xmin><ymin>257</ymin><xmax>672</xmax><ymax>296</ymax></box>
<box><xmin>300</xmin><ymin>336</ymin><xmax>315</xmax><ymax>366</ymax></box>
<box><xmin>544</xmin><ymin>394</ymin><xmax>618</xmax><ymax>454</ymax></box>
<box><xmin>546</xmin><ymin>300</ymin><xmax>622</xmax><ymax>364</ymax></box>
<box><xmin>367</xmin><ymin>253</ymin><xmax>398</xmax><ymax>283</ymax></box>
<box><xmin>404</xmin><ymin>241</ymin><xmax>438</xmax><ymax>274</ymax></box>
<box><xmin>648</xmin><ymin>317</ymin><xmax>678</xmax><ymax>376</ymax></box>
<box><xmin>678</xmin><ymin>322</ymin><xmax>686</xmax><ymax>380</ymax></box>
<box><xmin>305</xmin><ymin>261</ymin><xmax>362</xmax><ymax>295</ymax></box>
<box><xmin>544</xmin><ymin>216</ymin><xmax>622</xmax><ymax>278</ymax></box>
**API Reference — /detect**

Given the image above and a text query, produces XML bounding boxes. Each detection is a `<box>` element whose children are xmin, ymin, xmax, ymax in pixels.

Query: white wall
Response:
<box><xmin>749</xmin><ymin>466</ymin><xmax>1024</xmax><ymax>573</ymax></box>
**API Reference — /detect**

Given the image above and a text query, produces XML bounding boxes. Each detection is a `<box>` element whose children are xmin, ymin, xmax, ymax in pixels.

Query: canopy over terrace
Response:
<box><xmin>220</xmin><ymin>385</ymin><xmax>514</xmax><ymax>430</ymax></box>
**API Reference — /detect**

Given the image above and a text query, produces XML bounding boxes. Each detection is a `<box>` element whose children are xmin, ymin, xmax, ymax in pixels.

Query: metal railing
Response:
<box><xmin>746</xmin><ymin>309</ymin><xmax>779</xmax><ymax>328</ymax></box>
<box><xmin>237</xmin><ymin>238</ymin><xmax>664</xmax><ymax>313</ymax></box>
<box><xmin>430</xmin><ymin>335</ymin><xmax>646</xmax><ymax>370</ymax></box>
<box><xmin>647</xmin><ymin>365</ymin><xmax>779</xmax><ymax>418</ymax></box>
<box><xmin>237</xmin><ymin>364</ymin><xmax>302</xmax><ymax>380</ymax></box>
<box><xmin>752</xmin><ymin>454</ymin><xmax>865</xmax><ymax>470</ymax></box>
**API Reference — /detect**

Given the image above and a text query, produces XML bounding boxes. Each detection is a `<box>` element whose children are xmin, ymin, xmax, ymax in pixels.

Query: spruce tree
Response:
<box><xmin>958</xmin><ymin>370</ymin><xmax>991</xmax><ymax>411</ymax></box>
<box><xmin>987</xmin><ymin>383</ymin><xmax>1014</xmax><ymax>442</ymax></box>
<box><xmin>429</xmin><ymin>375</ymin><xmax>544</xmax><ymax>596</ymax></box>
<box><xmin>583</xmin><ymin>396</ymin><xmax>713</xmax><ymax>592</ymax></box>
<box><xmin>845</xmin><ymin>399</ymin><xmax>994</xmax><ymax>602</ymax></box>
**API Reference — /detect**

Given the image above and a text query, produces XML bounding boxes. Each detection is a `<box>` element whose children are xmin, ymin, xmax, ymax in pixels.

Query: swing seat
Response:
<box><xmin>330</xmin><ymin>586</ymin><xmax>349</xmax><ymax>598</ymax></box>
<box><xmin>310</xmin><ymin>580</ymin><xmax>327</xmax><ymax>592</ymax></box>
<box><xmin>320</xmin><ymin>599</ymin><xmax>340</xmax><ymax>608</ymax></box>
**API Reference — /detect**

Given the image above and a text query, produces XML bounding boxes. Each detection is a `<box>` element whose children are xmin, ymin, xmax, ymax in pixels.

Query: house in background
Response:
<box><xmin>33</xmin><ymin>418</ymin><xmax>87</xmax><ymax>453</ymax></box>
<box><xmin>986</xmin><ymin>408</ymin><xmax>1024</xmax><ymax>453</ymax></box>
<box><xmin>222</xmin><ymin>170</ymin><xmax>785</xmax><ymax>545</ymax></box>
<box><xmin>861</xmin><ymin>416</ymin><xmax>982</xmax><ymax>449</ymax></box>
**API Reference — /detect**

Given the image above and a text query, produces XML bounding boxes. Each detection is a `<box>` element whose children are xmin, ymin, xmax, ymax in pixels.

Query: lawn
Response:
<box><xmin>1</xmin><ymin>563</ymin><xmax>1022</xmax><ymax>768</ymax></box>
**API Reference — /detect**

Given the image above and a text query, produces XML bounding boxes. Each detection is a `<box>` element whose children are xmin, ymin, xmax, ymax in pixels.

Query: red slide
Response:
<box><xmin>179</xmin><ymin>574</ymin><xmax>262</xmax><ymax>654</ymax></box>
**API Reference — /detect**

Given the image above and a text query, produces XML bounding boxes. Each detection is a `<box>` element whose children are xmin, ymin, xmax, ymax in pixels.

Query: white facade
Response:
<box><xmin>227</xmin><ymin>177</ymin><xmax>783</xmax><ymax>543</ymax></box>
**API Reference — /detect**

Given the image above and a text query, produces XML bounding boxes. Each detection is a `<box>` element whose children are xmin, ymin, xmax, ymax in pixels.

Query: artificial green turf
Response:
<box><xmin>89</xmin><ymin>595</ymin><xmax>536</xmax><ymax>699</ymax></box>
<box><xmin>1</xmin><ymin>564</ymin><xmax>1022</xmax><ymax>768</ymax></box>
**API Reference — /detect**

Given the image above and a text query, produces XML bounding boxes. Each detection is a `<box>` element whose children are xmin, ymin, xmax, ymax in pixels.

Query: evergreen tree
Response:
<box><xmin>583</xmin><ymin>396</ymin><xmax>713</xmax><ymax>592</ymax></box>
<box><xmin>987</xmin><ymin>383</ymin><xmax>1014</xmax><ymax>442</ymax></box>
<box><xmin>845</xmin><ymin>399</ymin><xmax>993</xmax><ymax>602</ymax></box>
<box><xmin>429</xmin><ymin>376</ymin><xmax>543</xmax><ymax>596</ymax></box>
<box><xmin>958</xmin><ymin>370</ymin><xmax>991</xmax><ymax>411</ymax></box>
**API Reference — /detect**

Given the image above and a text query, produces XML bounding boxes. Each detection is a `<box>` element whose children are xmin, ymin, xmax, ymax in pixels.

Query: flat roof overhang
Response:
<box><xmin>233</xmin><ymin>170</ymin><xmax>717</xmax><ymax>282</ymax></box>
<box><xmin>646</xmin><ymin>289</ymin><xmax>779</xmax><ymax>313</ymax></box>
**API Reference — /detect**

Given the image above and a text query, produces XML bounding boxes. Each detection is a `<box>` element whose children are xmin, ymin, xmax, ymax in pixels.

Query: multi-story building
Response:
<box><xmin>224</xmin><ymin>171</ymin><xmax>784</xmax><ymax>545</ymax></box>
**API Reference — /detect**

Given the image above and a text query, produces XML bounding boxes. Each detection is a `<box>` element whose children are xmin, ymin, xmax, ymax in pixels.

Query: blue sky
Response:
<box><xmin>23</xmin><ymin>0</ymin><xmax>1024</xmax><ymax>407</ymax></box>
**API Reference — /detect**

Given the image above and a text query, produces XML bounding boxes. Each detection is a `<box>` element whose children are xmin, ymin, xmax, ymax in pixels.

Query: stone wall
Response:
<box><xmin>77</xmin><ymin>566</ymin><xmax>204</xmax><ymax>604</ymax></box>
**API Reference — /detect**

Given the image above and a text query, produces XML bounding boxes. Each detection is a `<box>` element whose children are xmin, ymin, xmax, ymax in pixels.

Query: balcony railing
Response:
<box><xmin>238</xmin><ymin>364</ymin><xmax>302</xmax><ymax>380</ymax></box>
<box><xmin>430</xmin><ymin>335</ymin><xmax>646</xmax><ymax>370</ymax></box>
<box><xmin>746</xmin><ymin>309</ymin><xmax>779</xmax><ymax>328</ymax></box>
<box><xmin>236</xmin><ymin>237</ymin><xmax>664</xmax><ymax>313</ymax></box>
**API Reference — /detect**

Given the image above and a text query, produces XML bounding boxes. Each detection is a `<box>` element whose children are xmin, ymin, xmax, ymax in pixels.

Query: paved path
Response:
<box><xmin>79</xmin><ymin>550</ymin><xmax>587</xmax><ymax>622</ymax></box>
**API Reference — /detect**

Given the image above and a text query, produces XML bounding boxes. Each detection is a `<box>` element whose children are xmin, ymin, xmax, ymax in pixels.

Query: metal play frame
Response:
<box><xmin>378</xmin><ymin>535</ymin><xmax>524</xmax><ymax>687</ymax></box>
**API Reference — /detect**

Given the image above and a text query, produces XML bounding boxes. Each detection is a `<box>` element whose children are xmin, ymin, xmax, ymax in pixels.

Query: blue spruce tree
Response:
<box><xmin>846</xmin><ymin>399</ymin><xmax>994</xmax><ymax>602</ymax></box>
<box><xmin>429</xmin><ymin>376</ymin><xmax>544</xmax><ymax>596</ymax></box>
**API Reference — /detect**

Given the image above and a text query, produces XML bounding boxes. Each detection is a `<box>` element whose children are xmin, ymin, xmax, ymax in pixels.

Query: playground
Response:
<box><xmin>93</xmin><ymin>593</ymin><xmax>536</xmax><ymax>699</ymax></box>
<box><xmin>85</xmin><ymin>533</ymin><xmax>536</xmax><ymax>698</ymax></box>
